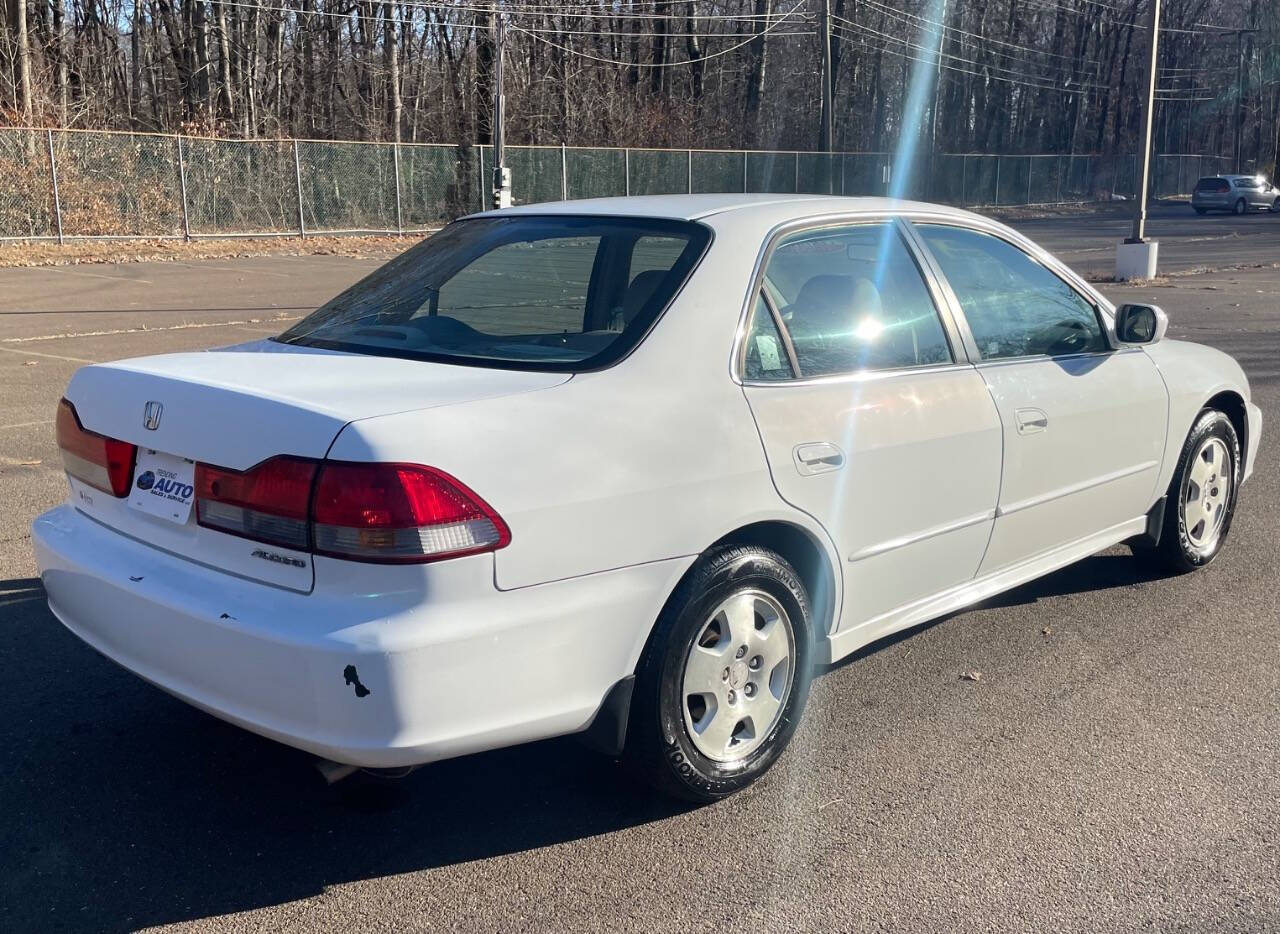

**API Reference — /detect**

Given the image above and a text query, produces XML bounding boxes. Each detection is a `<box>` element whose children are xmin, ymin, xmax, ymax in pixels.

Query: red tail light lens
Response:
<box><xmin>55</xmin><ymin>398</ymin><xmax>137</xmax><ymax>497</ymax></box>
<box><xmin>311</xmin><ymin>462</ymin><xmax>511</xmax><ymax>563</ymax></box>
<box><xmin>195</xmin><ymin>457</ymin><xmax>317</xmax><ymax>550</ymax></box>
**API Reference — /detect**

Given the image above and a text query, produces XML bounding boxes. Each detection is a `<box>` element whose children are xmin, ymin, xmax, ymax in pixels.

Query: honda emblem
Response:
<box><xmin>143</xmin><ymin>401</ymin><xmax>163</xmax><ymax>431</ymax></box>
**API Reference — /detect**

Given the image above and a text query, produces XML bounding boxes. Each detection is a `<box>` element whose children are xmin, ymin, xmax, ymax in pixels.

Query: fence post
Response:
<box><xmin>994</xmin><ymin>157</ymin><xmax>1002</xmax><ymax>206</ymax></box>
<box><xmin>961</xmin><ymin>155</ymin><xmax>967</xmax><ymax>205</ymax></box>
<box><xmin>1056</xmin><ymin>155</ymin><xmax>1063</xmax><ymax>203</ymax></box>
<box><xmin>392</xmin><ymin>143</ymin><xmax>404</xmax><ymax>234</ymax></box>
<box><xmin>794</xmin><ymin>151</ymin><xmax>800</xmax><ymax>192</ymax></box>
<box><xmin>839</xmin><ymin>153</ymin><xmax>845</xmax><ymax>195</ymax></box>
<box><xmin>46</xmin><ymin>129</ymin><xmax>64</xmax><ymax>245</ymax></box>
<box><xmin>292</xmin><ymin>139</ymin><xmax>306</xmax><ymax>238</ymax></box>
<box><xmin>742</xmin><ymin>151</ymin><xmax>748</xmax><ymax>192</ymax></box>
<box><xmin>687</xmin><ymin>149</ymin><xmax>693</xmax><ymax>194</ymax></box>
<box><xmin>561</xmin><ymin>143</ymin><xmax>568</xmax><ymax>200</ymax></box>
<box><xmin>1026</xmin><ymin>157</ymin><xmax>1032</xmax><ymax>205</ymax></box>
<box><xmin>624</xmin><ymin>148</ymin><xmax>631</xmax><ymax>196</ymax></box>
<box><xmin>176</xmin><ymin>136</ymin><xmax>191</xmax><ymax>241</ymax></box>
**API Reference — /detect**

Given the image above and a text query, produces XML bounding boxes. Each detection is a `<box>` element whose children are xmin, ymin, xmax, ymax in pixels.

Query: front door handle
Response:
<box><xmin>1015</xmin><ymin>407</ymin><xmax>1049</xmax><ymax>435</ymax></box>
<box><xmin>794</xmin><ymin>442</ymin><xmax>845</xmax><ymax>475</ymax></box>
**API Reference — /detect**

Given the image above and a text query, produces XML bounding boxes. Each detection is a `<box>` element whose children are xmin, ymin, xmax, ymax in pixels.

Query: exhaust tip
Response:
<box><xmin>315</xmin><ymin>758</ymin><xmax>359</xmax><ymax>785</ymax></box>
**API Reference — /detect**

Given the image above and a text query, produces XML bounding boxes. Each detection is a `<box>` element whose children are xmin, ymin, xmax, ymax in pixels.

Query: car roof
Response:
<box><xmin>466</xmin><ymin>193</ymin><xmax>983</xmax><ymax>223</ymax></box>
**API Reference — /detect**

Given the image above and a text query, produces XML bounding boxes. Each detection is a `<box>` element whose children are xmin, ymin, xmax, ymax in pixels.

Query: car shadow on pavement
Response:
<box><xmin>0</xmin><ymin>580</ymin><xmax>690</xmax><ymax>933</ymax></box>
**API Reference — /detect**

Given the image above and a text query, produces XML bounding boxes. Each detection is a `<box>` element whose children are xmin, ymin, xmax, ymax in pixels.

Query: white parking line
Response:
<box><xmin>0</xmin><ymin>346</ymin><xmax>96</xmax><ymax>363</ymax></box>
<box><xmin>48</xmin><ymin>267</ymin><xmax>151</xmax><ymax>285</ymax></box>
<box><xmin>168</xmin><ymin>261</ymin><xmax>293</xmax><ymax>279</ymax></box>
<box><xmin>0</xmin><ymin>420</ymin><xmax>53</xmax><ymax>432</ymax></box>
<box><xmin>0</xmin><ymin>315</ymin><xmax>302</xmax><ymax>344</ymax></box>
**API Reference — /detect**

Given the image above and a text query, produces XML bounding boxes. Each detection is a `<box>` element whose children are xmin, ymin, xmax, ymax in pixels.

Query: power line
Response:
<box><xmin>856</xmin><ymin>0</ymin><xmax>1102</xmax><ymax>68</ymax></box>
<box><xmin>833</xmin><ymin>15</ymin><xmax>1109</xmax><ymax>92</ymax></box>
<box><xmin>513</xmin><ymin>1</ymin><xmax>810</xmax><ymax>68</ymax></box>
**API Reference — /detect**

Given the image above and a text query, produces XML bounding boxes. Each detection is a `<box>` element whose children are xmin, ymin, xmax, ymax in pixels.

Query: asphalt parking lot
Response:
<box><xmin>1</xmin><ymin>206</ymin><xmax>1278</xmax><ymax>932</ymax></box>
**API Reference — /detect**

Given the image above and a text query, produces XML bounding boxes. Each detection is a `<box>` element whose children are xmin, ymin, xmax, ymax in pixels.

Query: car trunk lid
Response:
<box><xmin>62</xmin><ymin>341</ymin><xmax>569</xmax><ymax>590</ymax></box>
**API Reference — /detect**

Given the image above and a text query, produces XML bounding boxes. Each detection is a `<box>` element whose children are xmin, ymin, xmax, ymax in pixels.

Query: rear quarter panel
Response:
<box><xmin>326</xmin><ymin>217</ymin><xmax>840</xmax><ymax>594</ymax></box>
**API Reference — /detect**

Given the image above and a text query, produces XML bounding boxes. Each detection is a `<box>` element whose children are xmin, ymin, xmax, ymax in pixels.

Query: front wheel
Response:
<box><xmin>1140</xmin><ymin>409</ymin><xmax>1241</xmax><ymax>573</ymax></box>
<box><xmin>1193</xmin><ymin>207</ymin><xmax>1207</xmax><ymax>215</ymax></box>
<box><xmin>625</xmin><ymin>545</ymin><xmax>813</xmax><ymax>803</ymax></box>
<box><xmin>1233</xmin><ymin>198</ymin><xmax>1248</xmax><ymax>215</ymax></box>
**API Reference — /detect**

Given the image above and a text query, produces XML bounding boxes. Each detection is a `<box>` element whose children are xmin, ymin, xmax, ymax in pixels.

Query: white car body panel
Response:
<box><xmin>60</xmin><ymin>347</ymin><xmax>568</xmax><ymax>588</ymax></box>
<box><xmin>31</xmin><ymin>194</ymin><xmax>1261</xmax><ymax>770</ymax></box>
<box><xmin>1143</xmin><ymin>339</ymin><xmax>1263</xmax><ymax>488</ymax></box>
<box><xmin>974</xmin><ymin>349</ymin><xmax>1167</xmax><ymax>573</ymax></box>
<box><xmin>34</xmin><ymin>502</ymin><xmax>695</xmax><ymax>767</ymax></box>
<box><xmin>744</xmin><ymin>367</ymin><xmax>1002</xmax><ymax>630</ymax></box>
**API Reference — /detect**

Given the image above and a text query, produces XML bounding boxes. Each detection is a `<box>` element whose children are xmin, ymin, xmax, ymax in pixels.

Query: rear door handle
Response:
<box><xmin>1015</xmin><ymin>407</ymin><xmax>1048</xmax><ymax>435</ymax></box>
<box><xmin>794</xmin><ymin>442</ymin><xmax>845</xmax><ymax>475</ymax></box>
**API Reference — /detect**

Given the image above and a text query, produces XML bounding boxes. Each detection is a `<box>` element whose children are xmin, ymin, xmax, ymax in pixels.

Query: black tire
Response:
<box><xmin>1233</xmin><ymin>198</ymin><xmax>1248</xmax><ymax>215</ymax></box>
<box><xmin>1194</xmin><ymin>207</ymin><xmax>1207</xmax><ymax>215</ymax></box>
<box><xmin>1141</xmin><ymin>408</ymin><xmax>1241</xmax><ymax>574</ymax></box>
<box><xmin>625</xmin><ymin>545</ymin><xmax>813</xmax><ymax>803</ymax></box>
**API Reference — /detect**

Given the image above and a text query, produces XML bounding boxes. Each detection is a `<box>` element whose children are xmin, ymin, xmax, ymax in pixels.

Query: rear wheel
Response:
<box><xmin>1140</xmin><ymin>409</ymin><xmax>1240</xmax><ymax>573</ymax></box>
<box><xmin>1194</xmin><ymin>207</ymin><xmax>1207</xmax><ymax>215</ymax></box>
<box><xmin>625</xmin><ymin>545</ymin><xmax>812</xmax><ymax>803</ymax></box>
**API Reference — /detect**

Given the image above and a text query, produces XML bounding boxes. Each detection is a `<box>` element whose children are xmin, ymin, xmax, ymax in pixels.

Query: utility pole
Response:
<box><xmin>1228</xmin><ymin>28</ymin><xmax>1258</xmax><ymax>174</ymax></box>
<box><xmin>492</xmin><ymin>9</ymin><xmax>511</xmax><ymax>209</ymax></box>
<box><xmin>819</xmin><ymin>0</ymin><xmax>833</xmax><ymax>154</ymax></box>
<box><xmin>927</xmin><ymin>0</ymin><xmax>948</xmax><ymax>201</ymax></box>
<box><xmin>1116</xmin><ymin>0</ymin><xmax>1161</xmax><ymax>280</ymax></box>
<box><xmin>1235</xmin><ymin>29</ymin><xmax>1245</xmax><ymax>174</ymax></box>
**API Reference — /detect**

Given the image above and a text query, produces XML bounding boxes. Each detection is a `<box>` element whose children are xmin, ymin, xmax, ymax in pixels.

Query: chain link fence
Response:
<box><xmin>0</xmin><ymin>128</ymin><xmax>1235</xmax><ymax>242</ymax></box>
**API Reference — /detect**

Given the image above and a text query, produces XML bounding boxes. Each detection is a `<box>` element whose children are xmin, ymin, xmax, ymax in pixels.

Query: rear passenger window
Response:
<box><xmin>744</xmin><ymin>295</ymin><xmax>794</xmax><ymax>381</ymax></box>
<box><xmin>761</xmin><ymin>222</ymin><xmax>952</xmax><ymax>378</ymax></box>
<box><xmin>916</xmin><ymin>224</ymin><xmax>1107</xmax><ymax>360</ymax></box>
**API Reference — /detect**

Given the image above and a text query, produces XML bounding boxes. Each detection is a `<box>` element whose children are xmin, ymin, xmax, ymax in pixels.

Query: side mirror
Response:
<box><xmin>1115</xmin><ymin>303</ymin><xmax>1168</xmax><ymax>345</ymax></box>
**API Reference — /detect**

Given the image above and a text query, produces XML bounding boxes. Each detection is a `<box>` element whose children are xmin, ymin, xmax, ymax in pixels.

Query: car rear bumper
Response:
<box><xmin>33</xmin><ymin>504</ymin><xmax>688</xmax><ymax>768</ymax></box>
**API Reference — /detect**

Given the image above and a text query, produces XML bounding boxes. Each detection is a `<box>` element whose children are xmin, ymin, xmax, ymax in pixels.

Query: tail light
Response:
<box><xmin>56</xmin><ymin>399</ymin><xmax>136</xmax><ymax>497</ymax></box>
<box><xmin>195</xmin><ymin>457</ymin><xmax>509</xmax><ymax>564</ymax></box>
<box><xmin>195</xmin><ymin>457</ymin><xmax>317</xmax><ymax>550</ymax></box>
<box><xmin>312</xmin><ymin>463</ymin><xmax>510</xmax><ymax>563</ymax></box>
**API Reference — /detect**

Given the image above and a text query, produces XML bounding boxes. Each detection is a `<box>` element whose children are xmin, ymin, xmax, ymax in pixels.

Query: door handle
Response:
<box><xmin>1015</xmin><ymin>407</ymin><xmax>1048</xmax><ymax>434</ymax></box>
<box><xmin>794</xmin><ymin>442</ymin><xmax>845</xmax><ymax>475</ymax></box>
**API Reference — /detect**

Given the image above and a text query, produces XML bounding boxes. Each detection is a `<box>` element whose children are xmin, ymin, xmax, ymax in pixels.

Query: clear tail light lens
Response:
<box><xmin>311</xmin><ymin>462</ymin><xmax>511</xmax><ymax>563</ymax></box>
<box><xmin>195</xmin><ymin>457</ymin><xmax>317</xmax><ymax>550</ymax></box>
<box><xmin>55</xmin><ymin>398</ymin><xmax>137</xmax><ymax>497</ymax></box>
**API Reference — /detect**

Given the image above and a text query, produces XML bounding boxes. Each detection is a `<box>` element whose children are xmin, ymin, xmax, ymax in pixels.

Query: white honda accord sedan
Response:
<box><xmin>34</xmin><ymin>195</ymin><xmax>1261</xmax><ymax>801</ymax></box>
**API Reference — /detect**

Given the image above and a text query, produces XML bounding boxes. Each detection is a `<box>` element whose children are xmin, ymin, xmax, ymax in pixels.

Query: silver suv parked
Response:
<box><xmin>1192</xmin><ymin>175</ymin><xmax>1279</xmax><ymax>215</ymax></box>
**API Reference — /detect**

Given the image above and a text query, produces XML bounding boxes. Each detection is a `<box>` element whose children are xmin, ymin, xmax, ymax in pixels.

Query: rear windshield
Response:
<box><xmin>1195</xmin><ymin>178</ymin><xmax>1229</xmax><ymax>192</ymax></box>
<box><xmin>276</xmin><ymin>215</ymin><xmax>710</xmax><ymax>371</ymax></box>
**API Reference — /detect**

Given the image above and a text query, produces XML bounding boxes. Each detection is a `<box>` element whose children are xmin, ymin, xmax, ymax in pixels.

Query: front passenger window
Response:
<box><xmin>915</xmin><ymin>224</ymin><xmax>1107</xmax><ymax>360</ymax></box>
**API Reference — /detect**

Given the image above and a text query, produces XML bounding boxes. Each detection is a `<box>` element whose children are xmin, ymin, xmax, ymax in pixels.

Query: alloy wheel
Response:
<box><xmin>681</xmin><ymin>590</ymin><xmax>795</xmax><ymax>763</ymax></box>
<box><xmin>1182</xmin><ymin>436</ymin><xmax>1232</xmax><ymax>552</ymax></box>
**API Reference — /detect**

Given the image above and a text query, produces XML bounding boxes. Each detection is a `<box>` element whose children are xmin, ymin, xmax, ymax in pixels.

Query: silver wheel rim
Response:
<box><xmin>1182</xmin><ymin>436</ymin><xmax>1232</xmax><ymax>552</ymax></box>
<box><xmin>681</xmin><ymin>590</ymin><xmax>795</xmax><ymax>763</ymax></box>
